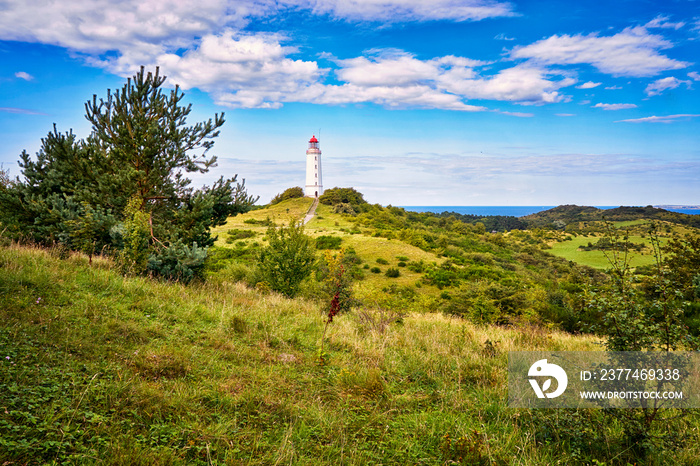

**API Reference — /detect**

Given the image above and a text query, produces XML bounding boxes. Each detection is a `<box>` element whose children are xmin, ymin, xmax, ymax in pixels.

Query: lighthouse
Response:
<box><xmin>305</xmin><ymin>135</ymin><xmax>323</xmax><ymax>198</ymax></box>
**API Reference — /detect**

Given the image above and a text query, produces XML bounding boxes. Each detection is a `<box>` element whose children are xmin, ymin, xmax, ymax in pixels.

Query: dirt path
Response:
<box><xmin>303</xmin><ymin>197</ymin><xmax>319</xmax><ymax>225</ymax></box>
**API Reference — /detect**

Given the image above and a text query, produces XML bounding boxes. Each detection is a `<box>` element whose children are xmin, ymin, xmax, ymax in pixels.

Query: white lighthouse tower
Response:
<box><xmin>305</xmin><ymin>135</ymin><xmax>323</xmax><ymax>198</ymax></box>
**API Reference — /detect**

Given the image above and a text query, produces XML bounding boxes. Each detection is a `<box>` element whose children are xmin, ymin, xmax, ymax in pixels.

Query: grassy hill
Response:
<box><xmin>3</xmin><ymin>200</ymin><xmax>699</xmax><ymax>464</ymax></box>
<box><xmin>0</xmin><ymin>243</ymin><xmax>617</xmax><ymax>465</ymax></box>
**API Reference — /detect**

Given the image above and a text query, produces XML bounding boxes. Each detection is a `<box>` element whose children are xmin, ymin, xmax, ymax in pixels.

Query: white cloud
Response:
<box><xmin>498</xmin><ymin>111</ymin><xmax>534</xmax><ymax>117</ymax></box>
<box><xmin>605</xmin><ymin>85</ymin><xmax>622</xmax><ymax>90</ymax></box>
<box><xmin>688</xmin><ymin>71</ymin><xmax>700</xmax><ymax>81</ymax></box>
<box><xmin>437</xmin><ymin>64</ymin><xmax>576</xmax><ymax>104</ymax></box>
<box><xmin>618</xmin><ymin>114</ymin><xmax>700</xmax><ymax>123</ymax></box>
<box><xmin>593</xmin><ymin>103</ymin><xmax>637</xmax><ymax>110</ymax></box>
<box><xmin>14</xmin><ymin>71</ymin><xmax>33</xmax><ymax>81</ymax></box>
<box><xmin>645</xmin><ymin>15</ymin><xmax>685</xmax><ymax>30</ymax></box>
<box><xmin>645</xmin><ymin>76</ymin><xmax>692</xmax><ymax>97</ymax></box>
<box><xmin>556</xmin><ymin>113</ymin><xmax>575</xmax><ymax>117</ymax></box>
<box><xmin>511</xmin><ymin>26</ymin><xmax>689</xmax><ymax>77</ymax></box>
<box><xmin>301</xmin><ymin>0</ymin><xmax>517</xmax><ymax>22</ymax></box>
<box><xmin>576</xmin><ymin>81</ymin><xmax>601</xmax><ymax>89</ymax></box>
<box><xmin>495</xmin><ymin>33</ymin><xmax>515</xmax><ymax>41</ymax></box>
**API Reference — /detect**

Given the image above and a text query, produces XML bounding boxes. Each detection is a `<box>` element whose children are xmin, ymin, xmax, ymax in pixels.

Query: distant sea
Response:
<box><xmin>400</xmin><ymin>206</ymin><xmax>700</xmax><ymax>217</ymax></box>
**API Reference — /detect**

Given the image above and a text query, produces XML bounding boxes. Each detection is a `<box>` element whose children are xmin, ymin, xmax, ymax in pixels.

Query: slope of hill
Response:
<box><xmin>0</xmin><ymin>243</ymin><xmax>618</xmax><ymax>465</ymax></box>
<box><xmin>208</xmin><ymin>198</ymin><xmax>609</xmax><ymax>330</ymax></box>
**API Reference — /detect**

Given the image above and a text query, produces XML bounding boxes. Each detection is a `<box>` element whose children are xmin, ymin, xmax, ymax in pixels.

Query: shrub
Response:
<box><xmin>257</xmin><ymin>220</ymin><xmax>315</xmax><ymax>298</ymax></box>
<box><xmin>370</xmin><ymin>267</ymin><xmax>381</xmax><ymax>274</ymax></box>
<box><xmin>148</xmin><ymin>240</ymin><xmax>208</xmax><ymax>283</ymax></box>
<box><xmin>376</xmin><ymin>258</ymin><xmax>388</xmax><ymax>265</ymax></box>
<box><xmin>385</xmin><ymin>267</ymin><xmax>400</xmax><ymax>278</ymax></box>
<box><xmin>225</xmin><ymin>229</ymin><xmax>257</xmax><ymax>243</ymax></box>
<box><xmin>270</xmin><ymin>186</ymin><xmax>304</xmax><ymax>205</ymax></box>
<box><xmin>316</xmin><ymin>235</ymin><xmax>342</xmax><ymax>250</ymax></box>
<box><xmin>319</xmin><ymin>187</ymin><xmax>367</xmax><ymax>207</ymax></box>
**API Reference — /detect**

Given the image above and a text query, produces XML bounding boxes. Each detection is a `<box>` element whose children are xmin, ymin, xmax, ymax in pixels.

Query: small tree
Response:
<box><xmin>586</xmin><ymin>222</ymin><xmax>696</xmax><ymax>459</ymax></box>
<box><xmin>257</xmin><ymin>219</ymin><xmax>315</xmax><ymax>298</ymax></box>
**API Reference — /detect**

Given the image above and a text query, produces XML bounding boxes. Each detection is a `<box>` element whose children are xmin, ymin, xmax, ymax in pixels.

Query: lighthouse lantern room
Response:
<box><xmin>305</xmin><ymin>135</ymin><xmax>323</xmax><ymax>198</ymax></box>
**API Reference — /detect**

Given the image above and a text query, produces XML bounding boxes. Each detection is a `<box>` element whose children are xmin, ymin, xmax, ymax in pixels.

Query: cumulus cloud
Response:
<box><xmin>645</xmin><ymin>76</ymin><xmax>692</xmax><ymax>97</ymax></box>
<box><xmin>576</xmin><ymin>81</ymin><xmax>601</xmax><ymax>89</ymax></box>
<box><xmin>511</xmin><ymin>26</ymin><xmax>688</xmax><ymax>77</ymax></box>
<box><xmin>688</xmin><ymin>71</ymin><xmax>700</xmax><ymax>81</ymax></box>
<box><xmin>593</xmin><ymin>103</ymin><xmax>637</xmax><ymax>110</ymax></box>
<box><xmin>437</xmin><ymin>64</ymin><xmax>576</xmax><ymax>104</ymax></box>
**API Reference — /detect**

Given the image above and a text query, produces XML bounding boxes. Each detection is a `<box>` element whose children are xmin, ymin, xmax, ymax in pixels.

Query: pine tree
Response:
<box><xmin>0</xmin><ymin>67</ymin><xmax>257</xmax><ymax>279</ymax></box>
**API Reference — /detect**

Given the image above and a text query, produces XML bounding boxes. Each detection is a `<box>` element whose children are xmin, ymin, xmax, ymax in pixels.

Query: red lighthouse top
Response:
<box><xmin>309</xmin><ymin>135</ymin><xmax>318</xmax><ymax>143</ymax></box>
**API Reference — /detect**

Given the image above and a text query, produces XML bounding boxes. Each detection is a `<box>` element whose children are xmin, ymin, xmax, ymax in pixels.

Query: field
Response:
<box><xmin>546</xmin><ymin>220</ymin><xmax>679</xmax><ymax>270</ymax></box>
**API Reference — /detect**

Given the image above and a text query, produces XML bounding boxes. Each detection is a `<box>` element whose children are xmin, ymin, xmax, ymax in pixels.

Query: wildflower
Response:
<box><xmin>36</xmin><ymin>297</ymin><xmax>42</xmax><ymax>304</ymax></box>
<box><xmin>5</xmin><ymin>356</ymin><xmax>9</xmax><ymax>360</ymax></box>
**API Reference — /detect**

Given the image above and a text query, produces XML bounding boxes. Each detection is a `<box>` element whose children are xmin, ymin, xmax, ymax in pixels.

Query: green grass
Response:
<box><xmin>547</xmin><ymin>234</ymin><xmax>665</xmax><ymax>270</ymax></box>
<box><xmin>2</xmin><ymin>243</ymin><xmax>700</xmax><ymax>464</ymax></box>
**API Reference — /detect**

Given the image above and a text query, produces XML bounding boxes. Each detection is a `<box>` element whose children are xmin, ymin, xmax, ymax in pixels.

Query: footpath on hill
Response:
<box><xmin>303</xmin><ymin>197</ymin><xmax>319</xmax><ymax>225</ymax></box>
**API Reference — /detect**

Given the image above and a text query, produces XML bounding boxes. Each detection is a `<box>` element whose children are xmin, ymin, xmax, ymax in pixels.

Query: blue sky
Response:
<box><xmin>1</xmin><ymin>0</ymin><xmax>699</xmax><ymax>206</ymax></box>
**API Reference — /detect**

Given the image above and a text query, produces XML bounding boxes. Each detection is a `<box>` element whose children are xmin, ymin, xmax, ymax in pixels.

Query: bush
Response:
<box><xmin>243</xmin><ymin>217</ymin><xmax>275</xmax><ymax>226</ymax></box>
<box><xmin>319</xmin><ymin>187</ymin><xmax>367</xmax><ymax>207</ymax></box>
<box><xmin>225</xmin><ymin>229</ymin><xmax>257</xmax><ymax>243</ymax></box>
<box><xmin>376</xmin><ymin>258</ymin><xmax>388</xmax><ymax>265</ymax></box>
<box><xmin>316</xmin><ymin>235</ymin><xmax>342</xmax><ymax>250</ymax></box>
<box><xmin>385</xmin><ymin>267</ymin><xmax>400</xmax><ymax>278</ymax></box>
<box><xmin>148</xmin><ymin>240</ymin><xmax>208</xmax><ymax>283</ymax></box>
<box><xmin>370</xmin><ymin>267</ymin><xmax>381</xmax><ymax>274</ymax></box>
<box><xmin>256</xmin><ymin>220</ymin><xmax>315</xmax><ymax>298</ymax></box>
<box><xmin>270</xmin><ymin>186</ymin><xmax>304</xmax><ymax>205</ymax></box>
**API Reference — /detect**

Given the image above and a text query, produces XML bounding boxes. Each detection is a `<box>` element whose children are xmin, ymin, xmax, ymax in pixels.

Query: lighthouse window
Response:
<box><xmin>315</xmin><ymin>165</ymin><xmax>317</xmax><ymax>169</ymax></box>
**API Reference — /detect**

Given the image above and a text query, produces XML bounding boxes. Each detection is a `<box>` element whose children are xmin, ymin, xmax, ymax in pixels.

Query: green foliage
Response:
<box><xmin>66</xmin><ymin>202</ymin><xmax>115</xmax><ymax>264</ymax></box>
<box><xmin>584</xmin><ymin>222</ymin><xmax>697</xmax><ymax>459</ymax></box>
<box><xmin>257</xmin><ymin>220</ymin><xmax>315</xmax><ymax>297</ymax></box>
<box><xmin>332</xmin><ymin>202</ymin><xmax>357</xmax><ymax>215</ymax></box>
<box><xmin>315</xmin><ymin>235</ymin><xmax>342</xmax><ymax>250</ymax></box>
<box><xmin>225</xmin><ymin>228</ymin><xmax>257</xmax><ymax>243</ymax></box>
<box><xmin>385</xmin><ymin>267</ymin><xmax>400</xmax><ymax>278</ymax></box>
<box><xmin>319</xmin><ymin>187</ymin><xmax>367</xmax><ymax>207</ymax></box>
<box><xmin>148</xmin><ymin>240</ymin><xmax>208</xmax><ymax>283</ymax></box>
<box><xmin>664</xmin><ymin>233</ymin><xmax>700</xmax><ymax>300</ymax></box>
<box><xmin>270</xmin><ymin>186</ymin><xmax>304</xmax><ymax>205</ymax></box>
<box><xmin>376</xmin><ymin>257</ymin><xmax>388</xmax><ymax>265</ymax></box>
<box><xmin>243</xmin><ymin>217</ymin><xmax>275</xmax><ymax>226</ymax></box>
<box><xmin>117</xmin><ymin>196</ymin><xmax>151</xmax><ymax>276</ymax></box>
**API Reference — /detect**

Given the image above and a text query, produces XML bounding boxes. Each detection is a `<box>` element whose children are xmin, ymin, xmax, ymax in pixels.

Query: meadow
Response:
<box><xmin>2</xmin><ymin>202</ymin><xmax>700</xmax><ymax>464</ymax></box>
